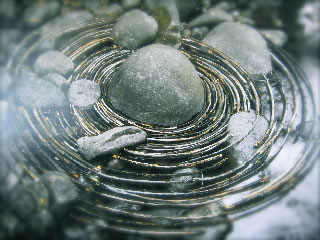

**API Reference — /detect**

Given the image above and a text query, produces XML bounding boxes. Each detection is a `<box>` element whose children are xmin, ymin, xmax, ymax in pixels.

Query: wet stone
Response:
<box><xmin>112</xmin><ymin>9</ymin><xmax>158</xmax><ymax>49</ymax></box>
<box><xmin>42</xmin><ymin>73</ymin><xmax>67</xmax><ymax>89</ymax></box>
<box><xmin>191</xmin><ymin>27</ymin><xmax>209</xmax><ymax>40</ymax></box>
<box><xmin>67</xmin><ymin>80</ymin><xmax>101</xmax><ymax>108</ymax></box>
<box><xmin>0</xmin><ymin>211</ymin><xmax>27</xmax><ymax>239</ymax></box>
<box><xmin>169</xmin><ymin>168</ymin><xmax>199</xmax><ymax>192</ymax></box>
<box><xmin>121</xmin><ymin>0</ymin><xmax>141</xmax><ymax>9</ymax></box>
<box><xmin>41</xmin><ymin>10</ymin><xmax>93</xmax><ymax>36</ymax></box>
<box><xmin>108</xmin><ymin>44</ymin><xmax>205</xmax><ymax>126</ymax></box>
<box><xmin>92</xmin><ymin>3</ymin><xmax>123</xmax><ymax>20</ymax></box>
<box><xmin>41</xmin><ymin>171</ymin><xmax>79</xmax><ymax>216</ymax></box>
<box><xmin>228</xmin><ymin>111</ymin><xmax>269</xmax><ymax>164</ymax></box>
<box><xmin>10</xmin><ymin>186</ymin><xmax>39</xmax><ymax>221</ymax></box>
<box><xmin>188</xmin><ymin>8</ymin><xmax>233</xmax><ymax>28</ymax></box>
<box><xmin>260</xmin><ymin>29</ymin><xmax>288</xmax><ymax>46</ymax></box>
<box><xmin>77</xmin><ymin>126</ymin><xmax>147</xmax><ymax>160</ymax></box>
<box><xmin>184</xmin><ymin>201</ymin><xmax>231</xmax><ymax>240</ymax></box>
<box><xmin>34</xmin><ymin>51</ymin><xmax>74</xmax><ymax>76</ymax></box>
<box><xmin>23</xmin><ymin>1</ymin><xmax>61</xmax><ymax>28</ymax></box>
<box><xmin>145</xmin><ymin>0</ymin><xmax>181</xmax><ymax>47</ymax></box>
<box><xmin>0</xmin><ymin>0</ymin><xmax>17</xmax><ymax>19</ymax></box>
<box><xmin>29</xmin><ymin>208</ymin><xmax>55</xmax><ymax>237</ymax></box>
<box><xmin>15</xmin><ymin>72</ymin><xmax>67</xmax><ymax>108</ymax></box>
<box><xmin>203</xmin><ymin>22</ymin><xmax>272</xmax><ymax>75</ymax></box>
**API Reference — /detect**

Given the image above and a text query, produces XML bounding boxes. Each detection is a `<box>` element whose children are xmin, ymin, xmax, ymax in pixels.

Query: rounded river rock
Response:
<box><xmin>108</xmin><ymin>44</ymin><xmax>205</xmax><ymax>126</ymax></box>
<box><xmin>203</xmin><ymin>22</ymin><xmax>272</xmax><ymax>75</ymax></box>
<box><xmin>112</xmin><ymin>9</ymin><xmax>158</xmax><ymax>49</ymax></box>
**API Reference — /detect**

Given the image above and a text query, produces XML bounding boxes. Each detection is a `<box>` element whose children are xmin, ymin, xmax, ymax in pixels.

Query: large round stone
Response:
<box><xmin>107</xmin><ymin>44</ymin><xmax>205</xmax><ymax>126</ymax></box>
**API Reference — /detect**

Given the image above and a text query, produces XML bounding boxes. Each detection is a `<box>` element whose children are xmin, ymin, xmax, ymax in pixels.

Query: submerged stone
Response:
<box><xmin>15</xmin><ymin>70</ymin><xmax>67</xmax><ymax>108</ymax></box>
<box><xmin>41</xmin><ymin>10</ymin><xmax>93</xmax><ymax>36</ymax></box>
<box><xmin>77</xmin><ymin>126</ymin><xmax>147</xmax><ymax>160</ymax></box>
<box><xmin>23</xmin><ymin>1</ymin><xmax>61</xmax><ymax>28</ymax></box>
<box><xmin>42</xmin><ymin>73</ymin><xmax>67</xmax><ymax>89</ymax></box>
<box><xmin>112</xmin><ymin>9</ymin><xmax>158</xmax><ymax>49</ymax></box>
<box><xmin>67</xmin><ymin>80</ymin><xmax>101</xmax><ymax>108</ymax></box>
<box><xmin>188</xmin><ymin>8</ymin><xmax>233</xmax><ymax>28</ymax></box>
<box><xmin>41</xmin><ymin>171</ymin><xmax>79</xmax><ymax>216</ymax></box>
<box><xmin>260</xmin><ymin>29</ymin><xmax>288</xmax><ymax>46</ymax></box>
<box><xmin>34</xmin><ymin>51</ymin><xmax>74</xmax><ymax>76</ymax></box>
<box><xmin>228</xmin><ymin>111</ymin><xmax>269</xmax><ymax>164</ymax></box>
<box><xmin>169</xmin><ymin>167</ymin><xmax>199</xmax><ymax>192</ymax></box>
<box><xmin>0</xmin><ymin>67</ymin><xmax>14</xmax><ymax>94</ymax></box>
<box><xmin>121</xmin><ymin>0</ymin><xmax>141</xmax><ymax>9</ymax></box>
<box><xmin>108</xmin><ymin>44</ymin><xmax>205</xmax><ymax>126</ymax></box>
<box><xmin>203</xmin><ymin>22</ymin><xmax>272</xmax><ymax>75</ymax></box>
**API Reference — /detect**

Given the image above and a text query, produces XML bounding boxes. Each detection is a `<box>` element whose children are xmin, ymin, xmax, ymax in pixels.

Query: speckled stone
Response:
<box><xmin>112</xmin><ymin>9</ymin><xmax>158</xmax><ymax>49</ymax></box>
<box><xmin>203</xmin><ymin>22</ymin><xmax>272</xmax><ymax>75</ymax></box>
<box><xmin>23</xmin><ymin>1</ymin><xmax>61</xmax><ymax>28</ymax></box>
<box><xmin>228</xmin><ymin>111</ymin><xmax>269</xmax><ymax>164</ymax></box>
<box><xmin>108</xmin><ymin>44</ymin><xmax>205</xmax><ymax>126</ymax></box>
<box><xmin>77</xmin><ymin>126</ymin><xmax>147</xmax><ymax>160</ymax></box>
<box><xmin>34</xmin><ymin>51</ymin><xmax>74</xmax><ymax>76</ymax></box>
<box><xmin>67</xmin><ymin>80</ymin><xmax>101</xmax><ymax>108</ymax></box>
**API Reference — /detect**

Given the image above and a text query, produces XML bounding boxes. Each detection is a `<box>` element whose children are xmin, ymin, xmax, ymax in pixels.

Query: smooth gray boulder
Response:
<box><xmin>112</xmin><ymin>9</ymin><xmax>158</xmax><ymax>49</ymax></box>
<box><xmin>34</xmin><ymin>51</ymin><xmax>74</xmax><ymax>76</ymax></box>
<box><xmin>77</xmin><ymin>126</ymin><xmax>147</xmax><ymax>160</ymax></box>
<box><xmin>188</xmin><ymin>8</ymin><xmax>233</xmax><ymax>28</ymax></box>
<box><xmin>15</xmin><ymin>69</ymin><xmax>67</xmax><ymax>108</ymax></box>
<box><xmin>203</xmin><ymin>22</ymin><xmax>272</xmax><ymax>75</ymax></box>
<box><xmin>91</xmin><ymin>3</ymin><xmax>123</xmax><ymax>19</ymax></box>
<box><xmin>67</xmin><ymin>80</ymin><xmax>101</xmax><ymax>108</ymax></box>
<box><xmin>228</xmin><ymin>111</ymin><xmax>269</xmax><ymax>164</ymax></box>
<box><xmin>108</xmin><ymin>44</ymin><xmax>205</xmax><ymax>126</ymax></box>
<box><xmin>23</xmin><ymin>1</ymin><xmax>60</xmax><ymax>28</ymax></box>
<box><xmin>42</xmin><ymin>73</ymin><xmax>67</xmax><ymax>89</ymax></box>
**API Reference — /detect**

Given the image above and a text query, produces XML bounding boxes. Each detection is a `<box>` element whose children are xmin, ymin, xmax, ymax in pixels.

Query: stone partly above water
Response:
<box><xmin>112</xmin><ymin>9</ymin><xmax>158</xmax><ymax>49</ymax></box>
<box><xmin>67</xmin><ymin>80</ymin><xmax>101</xmax><ymax>108</ymax></box>
<box><xmin>108</xmin><ymin>44</ymin><xmax>205</xmax><ymax>126</ymax></box>
<box><xmin>203</xmin><ymin>22</ymin><xmax>272</xmax><ymax>75</ymax></box>
<box><xmin>228</xmin><ymin>111</ymin><xmax>269</xmax><ymax>165</ymax></box>
<box><xmin>77</xmin><ymin>126</ymin><xmax>148</xmax><ymax>161</ymax></box>
<box><xmin>34</xmin><ymin>51</ymin><xmax>74</xmax><ymax>76</ymax></box>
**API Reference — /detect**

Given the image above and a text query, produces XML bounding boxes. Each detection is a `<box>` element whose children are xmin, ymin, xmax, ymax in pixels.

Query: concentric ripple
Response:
<box><xmin>4</xmin><ymin>20</ymin><xmax>318</xmax><ymax>237</ymax></box>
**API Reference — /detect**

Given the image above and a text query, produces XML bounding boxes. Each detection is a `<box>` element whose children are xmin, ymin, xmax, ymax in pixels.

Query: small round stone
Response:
<box><xmin>203</xmin><ymin>22</ymin><xmax>272</xmax><ymax>75</ymax></box>
<box><xmin>112</xmin><ymin>9</ymin><xmax>158</xmax><ymax>49</ymax></box>
<box><xmin>108</xmin><ymin>44</ymin><xmax>205</xmax><ymax>126</ymax></box>
<box><xmin>67</xmin><ymin>80</ymin><xmax>101</xmax><ymax>108</ymax></box>
<box><xmin>34</xmin><ymin>51</ymin><xmax>74</xmax><ymax>76</ymax></box>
